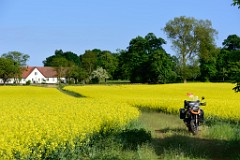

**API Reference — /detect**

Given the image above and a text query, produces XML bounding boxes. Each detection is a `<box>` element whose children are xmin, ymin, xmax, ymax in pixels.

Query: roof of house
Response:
<box><xmin>22</xmin><ymin>66</ymin><xmax>58</xmax><ymax>78</ymax></box>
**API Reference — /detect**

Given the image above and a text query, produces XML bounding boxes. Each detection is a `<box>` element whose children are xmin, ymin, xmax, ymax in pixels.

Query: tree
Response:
<box><xmin>232</xmin><ymin>0</ymin><xmax>240</xmax><ymax>8</ymax></box>
<box><xmin>199</xmin><ymin>46</ymin><xmax>220</xmax><ymax>82</ymax></box>
<box><xmin>0</xmin><ymin>58</ymin><xmax>19</xmax><ymax>84</ymax></box>
<box><xmin>43</xmin><ymin>49</ymin><xmax>80</xmax><ymax>66</ymax></box>
<box><xmin>222</xmin><ymin>34</ymin><xmax>240</xmax><ymax>51</ymax></box>
<box><xmin>120</xmin><ymin>33</ymin><xmax>175</xmax><ymax>83</ymax></box>
<box><xmin>114</xmin><ymin>49</ymin><xmax>131</xmax><ymax>80</ymax></box>
<box><xmin>66</xmin><ymin>65</ymin><xmax>88</xmax><ymax>84</ymax></box>
<box><xmin>80</xmin><ymin>50</ymin><xmax>97</xmax><ymax>76</ymax></box>
<box><xmin>216</xmin><ymin>49</ymin><xmax>230</xmax><ymax>82</ymax></box>
<box><xmin>51</xmin><ymin>57</ymin><xmax>71</xmax><ymax>83</ymax></box>
<box><xmin>97</xmin><ymin>50</ymin><xmax>118</xmax><ymax>79</ymax></box>
<box><xmin>148</xmin><ymin>50</ymin><xmax>176</xmax><ymax>83</ymax></box>
<box><xmin>1</xmin><ymin>51</ymin><xmax>29</xmax><ymax>83</ymax></box>
<box><xmin>220</xmin><ymin>34</ymin><xmax>240</xmax><ymax>92</ymax></box>
<box><xmin>90</xmin><ymin>67</ymin><xmax>109</xmax><ymax>83</ymax></box>
<box><xmin>126</xmin><ymin>35</ymin><xmax>149</xmax><ymax>83</ymax></box>
<box><xmin>164</xmin><ymin>16</ymin><xmax>218</xmax><ymax>83</ymax></box>
<box><xmin>1</xmin><ymin>51</ymin><xmax>30</xmax><ymax>66</ymax></box>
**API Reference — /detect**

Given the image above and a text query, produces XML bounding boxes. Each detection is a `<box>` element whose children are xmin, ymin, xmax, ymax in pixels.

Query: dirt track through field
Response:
<box><xmin>139</xmin><ymin>111</ymin><xmax>240</xmax><ymax>160</ymax></box>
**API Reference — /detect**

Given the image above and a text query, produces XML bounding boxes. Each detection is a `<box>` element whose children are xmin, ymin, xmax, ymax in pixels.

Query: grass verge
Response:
<box><xmin>139</xmin><ymin>110</ymin><xmax>240</xmax><ymax>160</ymax></box>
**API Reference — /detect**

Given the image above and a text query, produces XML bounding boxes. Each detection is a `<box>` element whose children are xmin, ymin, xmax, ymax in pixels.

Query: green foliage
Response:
<box><xmin>43</xmin><ymin>49</ymin><xmax>80</xmax><ymax>66</ymax></box>
<box><xmin>206</xmin><ymin>122</ymin><xmax>240</xmax><ymax>140</ymax></box>
<box><xmin>218</xmin><ymin>34</ymin><xmax>240</xmax><ymax>90</ymax></box>
<box><xmin>199</xmin><ymin>47</ymin><xmax>220</xmax><ymax>81</ymax></box>
<box><xmin>97</xmin><ymin>50</ymin><xmax>119</xmax><ymax>79</ymax></box>
<box><xmin>66</xmin><ymin>65</ymin><xmax>88</xmax><ymax>84</ymax></box>
<box><xmin>50</xmin><ymin>57</ymin><xmax>70</xmax><ymax>83</ymax></box>
<box><xmin>120</xmin><ymin>32</ymin><xmax>175</xmax><ymax>83</ymax></box>
<box><xmin>233</xmin><ymin>82</ymin><xmax>240</xmax><ymax>92</ymax></box>
<box><xmin>0</xmin><ymin>57</ymin><xmax>20</xmax><ymax>84</ymax></box>
<box><xmin>1</xmin><ymin>51</ymin><xmax>30</xmax><ymax>67</ymax></box>
<box><xmin>26</xmin><ymin>80</ymin><xmax>31</xmax><ymax>85</ymax></box>
<box><xmin>164</xmin><ymin>16</ymin><xmax>218</xmax><ymax>82</ymax></box>
<box><xmin>223</xmin><ymin>34</ymin><xmax>240</xmax><ymax>51</ymax></box>
<box><xmin>80</xmin><ymin>50</ymin><xmax>98</xmax><ymax>75</ymax></box>
<box><xmin>115</xmin><ymin>49</ymin><xmax>131</xmax><ymax>80</ymax></box>
<box><xmin>1</xmin><ymin>51</ymin><xmax>29</xmax><ymax>84</ymax></box>
<box><xmin>232</xmin><ymin>0</ymin><xmax>240</xmax><ymax>8</ymax></box>
<box><xmin>148</xmin><ymin>50</ymin><xmax>177</xmax><ymax>83</ymax></box>
<box><xmin>90</xmin><ymin>67</ymin><xmax>109</xmax><ymax>83</ymax></box>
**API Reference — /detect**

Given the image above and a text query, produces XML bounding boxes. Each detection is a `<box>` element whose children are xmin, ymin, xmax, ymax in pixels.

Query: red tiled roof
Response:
<box><xmin>37</xmin><ymin>67</ymin><xmax>58</xmax><ymax>78</ymax></box>
<box><xmin>22</xmin><ymin>66</ymin><xmax>35</xmax><ymax>78</ymax></box>
<box><xmin>22</xmin><ymin>66</ymin><xmax>58</xmax><ymax>78</ymax></box>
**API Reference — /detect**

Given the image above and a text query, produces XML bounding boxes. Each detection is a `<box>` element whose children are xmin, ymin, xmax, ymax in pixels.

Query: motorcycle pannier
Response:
<box><xmin>179</xmin><ymin>108</ymin><xmax>186</xmax><ymax>119</ymax></box>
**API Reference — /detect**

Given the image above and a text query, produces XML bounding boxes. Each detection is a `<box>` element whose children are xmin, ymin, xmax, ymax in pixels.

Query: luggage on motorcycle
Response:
<box><xmin>179</xmin><ymin>108</ymin><xmax>186</xmax><ymax>119</ymax></box>
<box><xmin>184</xmin><ymin>100</ymin><xmax>188</xmax><ymax>109</ymax></box>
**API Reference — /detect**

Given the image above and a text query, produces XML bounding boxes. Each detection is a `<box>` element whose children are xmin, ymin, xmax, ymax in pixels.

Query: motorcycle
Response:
<box><xmin>179</xmin><ymin>95</ymin><xmax>206</xmax><ymax>135</ymax></box>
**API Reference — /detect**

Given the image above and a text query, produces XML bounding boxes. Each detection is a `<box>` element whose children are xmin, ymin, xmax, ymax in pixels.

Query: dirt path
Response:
<box><xmin>139</xmin><ymin>111</ymin><xmax>240</xmax><ymax>160</ymax></box>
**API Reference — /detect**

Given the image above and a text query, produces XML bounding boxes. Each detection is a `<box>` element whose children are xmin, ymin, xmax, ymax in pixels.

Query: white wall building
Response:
<box><xmin>0</xmin><ymin>66</ymin><xmax>66</xmax><ymax>84</ymax></box>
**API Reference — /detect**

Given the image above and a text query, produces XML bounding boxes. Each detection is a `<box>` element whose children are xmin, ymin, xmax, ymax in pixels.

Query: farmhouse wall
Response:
<box><xmin>0</xmin><ymin>67</ymin><xmax>66</xmax><ymax>84</ymax></box>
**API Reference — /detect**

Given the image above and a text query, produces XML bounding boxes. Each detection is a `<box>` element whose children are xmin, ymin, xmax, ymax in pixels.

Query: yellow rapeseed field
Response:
<box><xmin>1</xmin><ymin>83</ymin><xmax>239</xmax><ymax>158</ymax></box>
<box><xmin>65</xmin><ymin>83</ymin><xmax>240</xmax><ymax>122</ymax></box>
<box><xmin>0</xmin><ymin>86</ymin><xmax>139</xmax><ymax>159</ymax></box>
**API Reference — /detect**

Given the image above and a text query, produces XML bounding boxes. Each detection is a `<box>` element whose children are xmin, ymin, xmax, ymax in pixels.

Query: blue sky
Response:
<box><xmin>0</xmin><ymin>0</ymin><xmax>239</xmax><ymax>66</ymax></box>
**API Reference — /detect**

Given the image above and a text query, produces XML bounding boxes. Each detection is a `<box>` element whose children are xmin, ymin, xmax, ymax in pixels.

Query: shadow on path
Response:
<box><xmin>57</xmin><ymin>86</ymin><xmax>86</xmax><ymax>98</ymax></box>
<box><xmin>152</xmin><ymin>128</ymin><xmax>240</xmax><ymax>160</ymax></box>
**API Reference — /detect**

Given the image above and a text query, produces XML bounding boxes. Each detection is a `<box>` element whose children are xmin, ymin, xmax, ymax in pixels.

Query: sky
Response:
<box><xmin>0</xmin><ymin>0</ymin><xmax>239</xmax><ymax>66</ymax></box>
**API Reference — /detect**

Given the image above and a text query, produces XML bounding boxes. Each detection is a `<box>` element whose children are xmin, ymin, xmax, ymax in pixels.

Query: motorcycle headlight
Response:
<box><xmin>192</xmin><ymin>105</ymin><xmax>199</xmax><ymax>111</ymax></box>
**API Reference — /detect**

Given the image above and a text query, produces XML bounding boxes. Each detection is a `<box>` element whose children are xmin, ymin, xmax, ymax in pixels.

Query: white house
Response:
<box><xmin>0</xmin><ymin>66</ymin><xmax>66</xmax><ymax>84</ymax></box>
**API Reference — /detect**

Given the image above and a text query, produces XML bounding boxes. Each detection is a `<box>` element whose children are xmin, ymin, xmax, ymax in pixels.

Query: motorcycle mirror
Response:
<box><xmin>201</xmin><ymin>96</ymin><xmax>205</xmax><ymax>100</ymax></box>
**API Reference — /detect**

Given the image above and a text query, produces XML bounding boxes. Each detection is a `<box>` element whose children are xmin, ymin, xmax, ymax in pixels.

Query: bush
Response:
<box><xmin>90</xmin><ymin>77</ymin><xmax>100</xmax><ymax>84</ymax></box>
<box><xmin>26</xmin><ymin>80</ymin><xmax>31</xmax><ymax>85</ymax></box>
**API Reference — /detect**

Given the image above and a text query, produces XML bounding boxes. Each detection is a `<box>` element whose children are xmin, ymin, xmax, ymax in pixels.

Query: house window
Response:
<box><xmin>46</xmin><ymin>78</ymin><xmax>49</xmax><ymax>81</ymax></box>
<box><xmin>34</xmin><ymin>72</ymin><xmax>38</xmax><ymax>75</ymax></box>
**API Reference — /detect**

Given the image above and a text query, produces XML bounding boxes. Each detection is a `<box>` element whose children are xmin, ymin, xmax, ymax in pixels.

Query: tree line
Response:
<box><xmin>1</xmin><ymin>16</ymin><xmax>240</xmax><ymax>91</ymax></box>
<box><xmin>41</xmin><ymin>17</ymin><xmax>240</xmax><ymax>86</ymax></box>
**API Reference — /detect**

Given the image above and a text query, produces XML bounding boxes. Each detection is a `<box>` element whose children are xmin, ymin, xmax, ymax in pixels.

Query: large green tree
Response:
<box><xmin>97</xmin><ymin>50</ymin><xmax>118</xmax><ymax>79</ymax></box>
<box><xmin>1</xmin><ymin>51</ymin><xmax>30</xmax><ymax>83</ymax></box>
<box><xmin>1</xmin><ymin>51</ymin><xmax>30</xmax><ymax>66</ymax></box>
<box><xmin>51</xmin><ymin>57</ymin><xmax>71</xmax><ymax>83</ymax></box>
<box><xmin>164</xmin><ymin>16</ymin><xmax>218</xmax><ymax>83</ymax></box>
<box><xmin>43</xmin><ymin>49</ymin><xmax>80</xmax><ymax>66</ymax></box>
<box><xmin>199</xmin><ymin>45</ymin><xmax>220</xmax><ymax>82</ymax></box>
<box><xmin>80</xmin><ymin>50</ymin><xmax>97</xmax><ymax>76</ymax></box>
<box><xmin>148</xmin><ymin>49</ymin><xmax>176</xmax><ymax>83</ymax></box>
<box><xmin>120</xmin><ymin>33</ymin><xmax>175</xmax><ymax>83</ymax></box>
<box><xmin>65</xmin><ymin>65</ymin><xmax>88</xmax><ymax>84</ymax></box>
<box><xmin>114</xmin><ymin>49</ymin><xmax>130</xmax><ymax>80</ymax></box>
<box><xmin>0</xmin><ymin>58</ymin><xmax>19</xmax><ymax>84</ymax></box>
<box><xmin>125</xmin><ymin>35</ymin><xmax>149</xmax><ymax>82</ymax></box>
<box><xmin>219</xmin><ymin>34</ymin><xmax>240</xmax><ymax>92</ymax></box>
